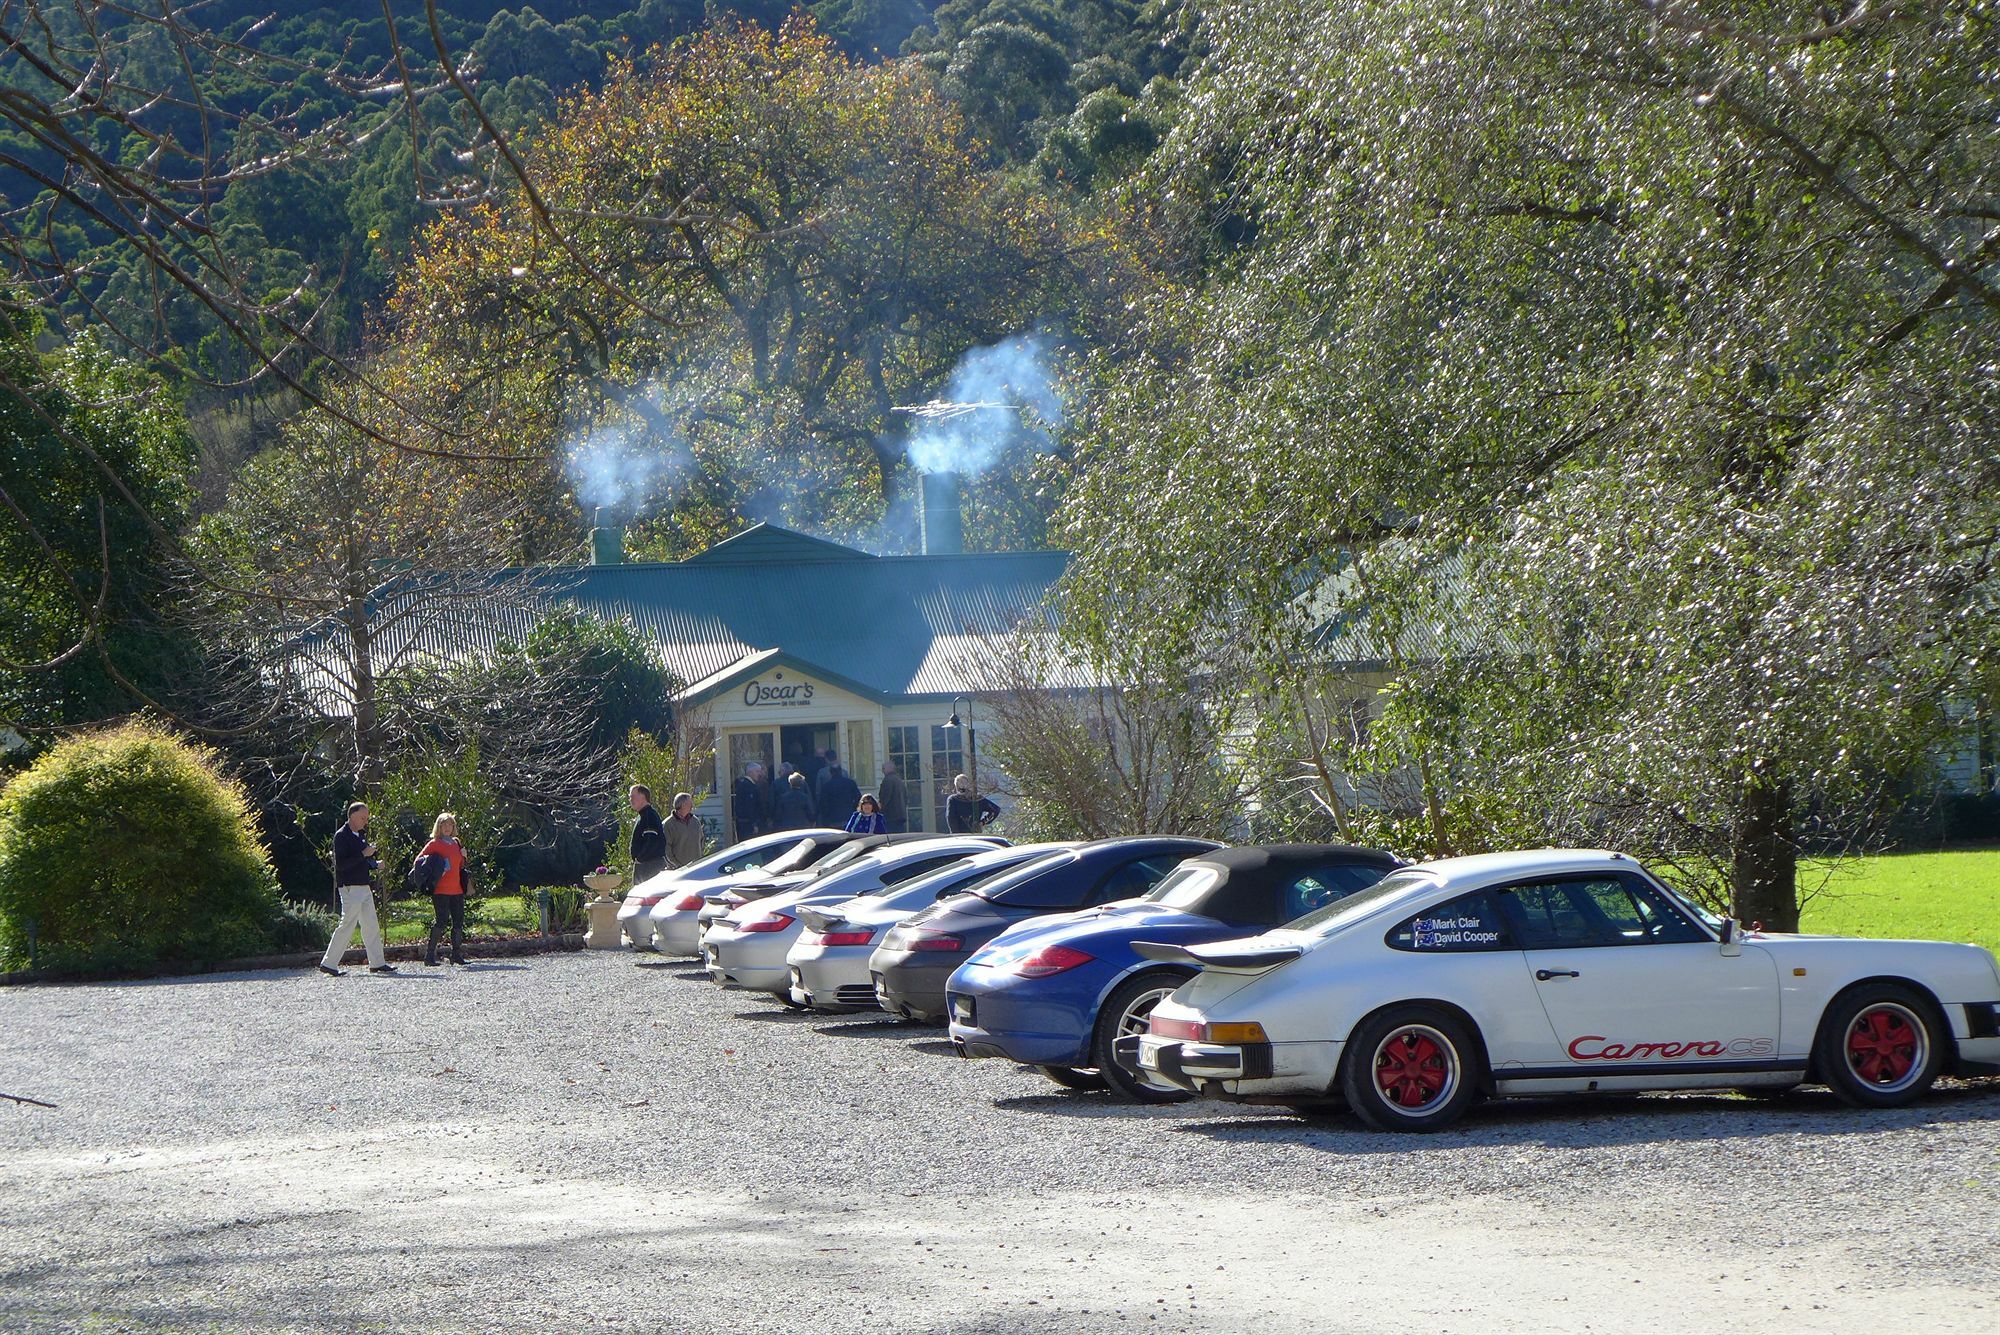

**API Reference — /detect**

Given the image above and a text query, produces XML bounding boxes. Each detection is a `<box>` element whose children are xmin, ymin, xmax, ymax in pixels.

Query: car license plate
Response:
<box><xmin>1138</xmin><ymin>1044</ymin><xmax>1160</xmax><ymax>1070</ymax></box>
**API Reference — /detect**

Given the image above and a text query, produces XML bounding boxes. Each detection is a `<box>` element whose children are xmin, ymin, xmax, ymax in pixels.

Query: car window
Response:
<box><xmin>1582</xmin><ymin>876</ymin><xmax>1708</xmax><ymax>944</ymax></box>
<box><xmin>1496</xmin><ymin>881</ymin><xmax>1601</xmax><ymax>947</ymax></box>
<box><xmin>876</xmin><ymin>853</ymin><xmax>967</xmax><ymax>889</ymax></box>
<box><xmin>1289</xmin><ymin>870</ymin><xmax>1439</xmax><ymax>934</ymax></box>
<box><xmin>1386</xmin><ymin>891</ymin><xmax>1511</xmax><ymax>952</ymax></box>
<box><xmin>1282</xmin><ymin>865</ymin><xmax>1387</xmax><ymax>919</ymax></box>
<box><xmin>1143</xmin><ymin>866</ymin><xmax>1222</xmax><ymax>910</ymax></box>
<box><xmin>1088</xmin><ymin>855</ymin><xmax>1179</xmax><ymax>906</ymax></box>
<box><xmin>717</xmin><ymin>849</ymin><xmax>774</xmax><ymax>874</ymax></box>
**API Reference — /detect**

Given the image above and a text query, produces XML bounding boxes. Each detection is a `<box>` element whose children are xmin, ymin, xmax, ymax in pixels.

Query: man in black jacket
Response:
<box><xmin>815</xmin><ymin>751</ymin><xmax>861</xmax><ymax>826</ymax></box>
<box><xmin>629</xmin><ymin>785</ymin><xmax>668</xmax><ymax>884</ymax></box>
<box><xmin>319</xmin><ymin>802</ymin><xmax>395</xmax><ymax>976</ymax></box>
<box><xmin>732</xmin><ymin>764</ymin><xmax>763</xmax><ymax>845</ymax></box>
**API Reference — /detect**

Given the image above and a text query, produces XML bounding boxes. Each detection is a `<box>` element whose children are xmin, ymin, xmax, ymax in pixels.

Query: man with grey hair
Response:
<box><xmin>732</xmin><ymin>763</ymin><xmax>763</xmax><ymax>845</ymax></box>
<box><xmin>666</xmin><ymin>790</ymin><xmax>706</xmax><ymax>868</ymax></box>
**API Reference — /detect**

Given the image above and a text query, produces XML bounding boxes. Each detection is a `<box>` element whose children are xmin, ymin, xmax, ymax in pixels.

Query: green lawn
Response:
<box><xmin>379</xmin><ymin>893</ymin><xmax>552</xmax><ymax>945</ymax></box>
<box><xmin>1798</xmin><ymin>847</ymin><xmax>2000</xmax><ymax>953</ymax></box>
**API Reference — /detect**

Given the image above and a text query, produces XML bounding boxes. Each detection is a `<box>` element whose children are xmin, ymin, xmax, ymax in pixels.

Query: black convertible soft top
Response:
<box><xmin>1158</xmin><ymin>843</ymin><xmax>1400</xmax><ymax>927</ymax></box>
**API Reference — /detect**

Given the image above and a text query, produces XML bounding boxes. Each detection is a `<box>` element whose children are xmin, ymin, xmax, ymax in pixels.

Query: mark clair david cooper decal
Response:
<box><xmin>1566</xmin><ymin>1035</ymin><xmax>1777</xmax><ymax>1061</ymax></box>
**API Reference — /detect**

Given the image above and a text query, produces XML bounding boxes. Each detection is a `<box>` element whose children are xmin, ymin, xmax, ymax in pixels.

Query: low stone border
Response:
<box><xmin>0</xmin><ymin>932</ymin><xmax>587</xmax><ymax>987</ymax></box>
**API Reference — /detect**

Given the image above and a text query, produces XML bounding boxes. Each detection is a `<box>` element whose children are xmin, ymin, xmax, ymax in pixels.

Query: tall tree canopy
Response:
<box><xmin>1063</xmin><ymin>0</ymin><xmax>2000</xmax><ymax>923</ymax></box>
<box><xmin>395</xmin><ymin>17</ymin><xmax>1066</xmax><ymax>553</ymax></box>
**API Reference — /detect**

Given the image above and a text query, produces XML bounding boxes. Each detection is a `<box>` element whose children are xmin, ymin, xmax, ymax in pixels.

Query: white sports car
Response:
<box><xmin>615</xmin><ymin>830</ymin><xmax>834</xmax><ymax>949</ymax></box>
<box><xmin>700</xmin><ymin>837</ymin><xmax>1004</xmax><ymax>996</ymax></box>
<box><xmin>1134</xmin><ymin>849</ymin><xmax>2000</xmax><ymax>1131</ymax></box>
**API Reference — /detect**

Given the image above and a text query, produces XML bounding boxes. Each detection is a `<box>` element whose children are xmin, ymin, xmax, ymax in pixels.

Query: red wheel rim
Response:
<box><xmin>1845</xmin><ymin>1004</ymin><xmax>1924</xmax><ymax>1089</ymax></box>
<box><xmin>1373</xmin><ymin>1025</ymin><xmax>1458</xmax><ymax>1111</ymax></box>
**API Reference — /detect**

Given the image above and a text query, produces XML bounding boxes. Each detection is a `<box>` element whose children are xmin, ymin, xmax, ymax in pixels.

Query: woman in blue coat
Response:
<box><xmin>844</xmin><ymin>793</ymin><xmax>887</xmax><ymax>835</ymax></box>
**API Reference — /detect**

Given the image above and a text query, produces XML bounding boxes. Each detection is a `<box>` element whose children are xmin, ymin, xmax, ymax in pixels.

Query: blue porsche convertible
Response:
<box><xmin>946</xmin><ymin>844</ymin><xmax>1398</xmax><ymax>1100</ymax></box>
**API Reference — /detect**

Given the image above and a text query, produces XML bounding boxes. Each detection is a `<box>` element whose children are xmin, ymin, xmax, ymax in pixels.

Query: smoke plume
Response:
<box><xmin>905</xmin><ymin>333</ymin><xmax>1064</xmax><ymax>477</ymax></box>
<box><xmin>563</xmin><ymin>384</ymin><xmax>693</xmax><ymax>518</ymax></box>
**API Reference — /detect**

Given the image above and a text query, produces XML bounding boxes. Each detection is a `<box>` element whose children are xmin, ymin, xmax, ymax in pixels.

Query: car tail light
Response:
<box><xmin>1148</xmin><ymin>1016</ymin><xmax>1268</xmax><ymax>1044</ymax></box>
<box><xmin>909</xmin><ymin>934</ymin><xmax>962</xmax><ymax>951</ymax></box>
<box><xmin>739</xmin><ymin>913</ymin><xmax>795</xmax><ymax>934</ymax></box>
<box><xmin>1007</xmin><ymin>944</ymin><xmax>1094</xmax><ymax>979</ymax></box>
<box><xmin>813</xmin><ymin>929</ymin><xmax>874</xmax><ymax>947</ymax></box>
<box><xmin>673</xmin><ymin>894</ymin><xmax>705</xmax><ymax>911</ymax></box>
<box><xmin>637</xmin><ymin>894</ymin><xmax>667</xmax><ymax>908</ymax></box>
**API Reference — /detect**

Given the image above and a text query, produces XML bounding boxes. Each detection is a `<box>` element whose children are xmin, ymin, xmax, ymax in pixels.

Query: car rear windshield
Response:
<box><xmin>760</xmin><ymin>839</ymin><xmax>826</xmax><ymax>875</ymax></box>
<box><xmin>970</xmin><ymin>853</ymin><xmax>1089</xmax><ymax>908</ymax></box>
<box><xmin>1285</xmin><ymin>870</ymin><xmax>1440</xmax><ymax>936</ymax></box>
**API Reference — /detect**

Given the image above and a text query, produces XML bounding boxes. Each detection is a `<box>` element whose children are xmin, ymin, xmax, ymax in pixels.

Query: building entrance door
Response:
<box><xmin>726</xmin><ymin>730</ymin><xmax>776</xmax><ymax>836</ymax></box>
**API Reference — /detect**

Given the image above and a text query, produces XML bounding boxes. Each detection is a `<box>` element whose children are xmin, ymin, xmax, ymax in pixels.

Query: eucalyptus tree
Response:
<box><xmin>1065</xmin><ymin>0</ymin><xmax>2000</xmax><ymax>925</ymax></box>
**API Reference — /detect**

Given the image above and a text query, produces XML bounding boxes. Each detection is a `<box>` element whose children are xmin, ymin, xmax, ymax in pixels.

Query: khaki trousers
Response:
<box><xmin>322</xmin><ymin>884</ymin><xmax>387</xmax><ymax>969</ymax></box>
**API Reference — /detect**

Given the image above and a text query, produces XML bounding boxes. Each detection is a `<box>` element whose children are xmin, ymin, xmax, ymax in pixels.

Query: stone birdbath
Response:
<box><xmin>581</xmin><ymin>869</ymin><xmax>624</xmax><ymax>949</ymax></box>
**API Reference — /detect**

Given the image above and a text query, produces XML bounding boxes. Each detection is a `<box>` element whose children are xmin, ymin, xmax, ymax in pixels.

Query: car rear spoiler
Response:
<box><xmin>1132</xmin><ymin>939</ymin><xmax>1304</xmax><ymax>973</ymax></box>
<box><xmin>795</xmin><ymin>906</ymin><xmax>846</xmax><ymax>935</ymax></box>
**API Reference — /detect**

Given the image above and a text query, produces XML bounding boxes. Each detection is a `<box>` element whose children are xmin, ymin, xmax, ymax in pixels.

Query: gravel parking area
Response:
<box><xmin>3</xmin><ymin>951</ymin><xmax>1998</xmax><ymax>1333</ymax></box>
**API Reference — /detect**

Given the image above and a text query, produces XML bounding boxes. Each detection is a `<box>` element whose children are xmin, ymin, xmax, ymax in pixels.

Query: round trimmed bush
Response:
<box><xmin>0</xmin><ymin>721</ymin><xmax>287</xmax><ymax>973</ymax></box>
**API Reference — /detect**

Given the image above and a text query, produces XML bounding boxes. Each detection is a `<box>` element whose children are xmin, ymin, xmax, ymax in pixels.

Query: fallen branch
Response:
<box><xmin>1</xmin><ymin>1091</ymin><xmax>57</xmax><ymax>1109</ymax></box>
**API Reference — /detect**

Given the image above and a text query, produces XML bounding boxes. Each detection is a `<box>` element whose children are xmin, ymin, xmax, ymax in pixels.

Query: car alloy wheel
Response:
<box><xmin>1340</xmin><ymin>1004</ymin><xmax>1483</xmax><ymax>1132</ymax></box>
<box><xmin>1372</xmin><ymin>1024</ymin><xmax>1459</xmax><ymax>1113</ymax></box>
<box><xmin>1843</xmin><ymin>1003</ymin><xmax>1926</xmax><ymax>1092</ymax></box>
<box><xmin>1092</xmin><ymin>969</ymin><xmax>1196</xmax><ymax>1104</ymax></box>
<box><xmin>1814</xmin><ymin>983</ymin><xmax>1943</xmax><ymax>1109</ymax></box>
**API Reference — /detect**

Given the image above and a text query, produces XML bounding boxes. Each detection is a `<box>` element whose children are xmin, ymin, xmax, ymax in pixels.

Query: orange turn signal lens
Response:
<box><xmin>1205</xmin><ymin>1021</ymin><xmax>1270</xmax><ymax>1045</ymax></box>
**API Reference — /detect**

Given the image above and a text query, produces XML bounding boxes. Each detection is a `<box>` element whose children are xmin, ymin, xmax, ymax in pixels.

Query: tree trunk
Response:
<box><xmin>1730</xmin><ymin>768</ymin><xmax>1798</xmax><ymax>932</ymax></box>
<box><xmin>348</xmin><ymin>598</ymin><xmax>383</xmax><ymax>786</ymax></box>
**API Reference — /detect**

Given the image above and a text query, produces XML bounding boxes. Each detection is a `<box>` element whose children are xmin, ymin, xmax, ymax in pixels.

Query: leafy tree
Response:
<box><xmin>1065</xmin><ymin>0</ymin><xmax>2000</xmax><ymax>926</ymax></box>
<box><xmin>396</xmin><ymin>17</ymin><xmax>1066</xmax><ymax>548</ymax></box>
<box><xmin>0</xmin><ymin>302</ymin><xmax>198</xmax><ymax>736</ymax></box>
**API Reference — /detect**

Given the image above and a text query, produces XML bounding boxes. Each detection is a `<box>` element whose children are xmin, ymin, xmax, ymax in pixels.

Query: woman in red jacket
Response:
<box><xmin>421</xmin><ymin>812</ymin><xmax>472</xmax><ymax>967</ymax></box>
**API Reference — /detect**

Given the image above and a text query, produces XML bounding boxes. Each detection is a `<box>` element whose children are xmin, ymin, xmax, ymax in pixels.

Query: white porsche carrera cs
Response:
<box><xmin>1134</xmin><ymin>849</ymin><xmax>2000</xmax><ymax>1131</ymax></box>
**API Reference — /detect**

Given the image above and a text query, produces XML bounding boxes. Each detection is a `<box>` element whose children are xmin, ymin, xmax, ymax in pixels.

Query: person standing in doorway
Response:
<box><xmin>320</xmin><ymin>802</ymin><xmax>395</xmax><ymax>976</ymax></box>
<box><xmin>776</xmin><ymin>771</ymin><xmax>815</xmax><ymax>829</ymax></box>
<box><xmin>752</xmin><ymin>762</ymin><xmax>776</xmax><ymax>834</ymax></box>
<box><xmin>846</xmin><ymin>794</ymin><xmax>887</xmax><ymax>835</ymax></box>
<box><xmin>945</xmin><ymin>774</ymin><xmax>1000</xmax><ymax>834</ymax></box>
<box><xmin>630</xmin><ymin>785</ymin><xmax>668</xmax><ymax>885</ymax></box>
<box><xmin>666</xmin><ymin>791</ymin><xmax>706</xmax><ymax>868</ymax></box>
<box><xmin>733</xmin><ymin>764</ymin><xmax>763</xmax><ymax>845</ymax></box>
<box><xmin>420</xmin><ymin>812</ymin><xmax>472</xmax><ymax>967</ymax></box>
<box><xmin>816</xmin><ymin>751</ymin><xmax>861</xmax><ymax>827</ymax></box>
<box><xmin>878</xmin><ymin>761</ymin><xmax>909</xmax><ymax>834</ymax></box>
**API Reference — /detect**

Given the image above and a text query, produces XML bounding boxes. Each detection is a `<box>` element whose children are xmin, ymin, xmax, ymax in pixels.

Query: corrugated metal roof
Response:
<box><xmin>289</xmin><ymin>525</ymin><xmax>1071</xmax><ymax>710</ymax></box>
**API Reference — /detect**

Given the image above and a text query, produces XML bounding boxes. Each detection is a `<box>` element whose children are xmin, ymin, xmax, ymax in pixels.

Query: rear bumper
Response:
<box><xmin>871</xmin><ymin>952</ymin><xmax>962</xmax><ymax>1022</ymax></box>
<box><xmin>788</xmin><ymin>948</ymin><xmax>880</xmax><ymax>1010</ymax></box>
<box><xmin>701</xmin><ymin>939</ymin><xmax>788</xmax><ymax>993</ymax></box>
<box><xmin>946</xmin><ymin>993</ymin><xmax>1090</xmax><ymax>1068</ymax></box>
<box><xmin>648</xmin><ymin>910</ymin><xmax>703</xmax><ymax>956</ymax></box>
<box><xmin>1132</xmin><ymin>1036</ymin><xmax>1340</xmax><ymax>1099</ymax></box>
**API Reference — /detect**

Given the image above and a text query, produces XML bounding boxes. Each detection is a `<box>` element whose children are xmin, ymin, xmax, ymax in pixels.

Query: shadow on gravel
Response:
<box><xmin>991</xmin><ymin>1092</ymin><xmax>1162</xmax><ymax>1120</ymax></box>
<box><xmin>1168</xmin><ymin>1080</ymin><xmax>2000</xmax><ymax>1150</ymax></box>
<box><xmin>905</xmin><ymin>1039</ymin><xmax>959</xmax><ymax>1057</ymax></box>
<box><xmin>631</xmin><ymin>958</ymin><xmax>685</xmax><ymax>970</ymax></box>
<box><xmin>454</xmin><ymin>963</ymin><xmax>528</xmax><ymax>972</ymax></box>
<box><xmin>811</xmin><ymin>1018</ymin><xmax>935</xmax><ymax>1038</ymax></box>
<box><xmin>731</xmin><ymin>1007</ymin><xmax>824</xmax><ymax>1024</ymax></box>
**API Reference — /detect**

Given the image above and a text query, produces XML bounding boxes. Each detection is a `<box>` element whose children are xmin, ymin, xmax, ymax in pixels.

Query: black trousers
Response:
<box><xmin>428</xmin><ymin>892</ymin><xmax>466</xmax><ymax>963</ymax></box>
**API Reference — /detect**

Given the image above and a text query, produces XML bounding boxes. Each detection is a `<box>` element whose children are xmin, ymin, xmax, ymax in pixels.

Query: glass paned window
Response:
<box><xmin>930</xmin><ymin>723</ymin><xmax>966</xmax><ymax>832</ymax></box>
<box><xmin>888</xmin><ymin>725</ymin><xmax>926</xmax><ymax>831</ymax></box>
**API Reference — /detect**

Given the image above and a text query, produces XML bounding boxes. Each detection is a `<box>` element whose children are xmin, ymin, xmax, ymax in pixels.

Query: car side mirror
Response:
<box><xmin>1718</xmin><ymin>917</ymin><xmax>1741</xmax><ymax>958</ymax></box>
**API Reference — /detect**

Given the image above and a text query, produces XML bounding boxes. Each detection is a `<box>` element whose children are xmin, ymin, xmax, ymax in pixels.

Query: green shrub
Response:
<box><xmin>266</xmin><ymin>899</ymin><xmax>337</xmax><ymax>953</ymax></box>
<box><xmin>0</xmin><ymin>721</ymin><xmax>288</xmax><ymax>972</ymax></box>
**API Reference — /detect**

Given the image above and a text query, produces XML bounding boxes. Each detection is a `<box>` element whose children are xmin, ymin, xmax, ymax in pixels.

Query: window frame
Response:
<box><xmin>1494</xmin><ymin>873</ymin><xmax>1710</xmax><ymax>950</ymax></box>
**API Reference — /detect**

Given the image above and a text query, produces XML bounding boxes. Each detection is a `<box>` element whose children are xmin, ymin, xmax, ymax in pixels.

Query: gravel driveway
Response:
<box><xmin>3</xmin><ymin>951</ymin><xmax>1997</xmax><ymax>1333</ymax></box>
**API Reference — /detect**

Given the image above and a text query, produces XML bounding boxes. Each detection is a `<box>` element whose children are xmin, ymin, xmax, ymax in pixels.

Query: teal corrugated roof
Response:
<box><xmin>537</xmin><ymin>527</ymin><xmax>1068</xmax><ymax>699</ymax></box>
